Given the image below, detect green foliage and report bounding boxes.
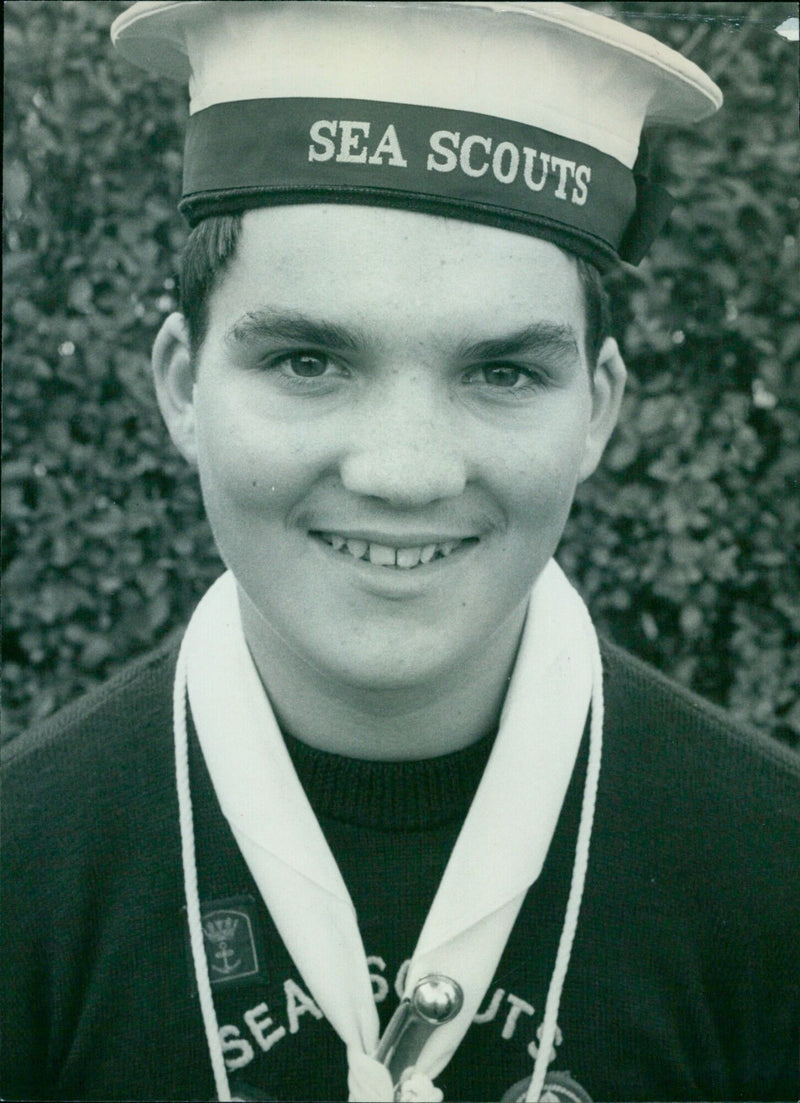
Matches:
[560,1,800,745]
[3,1,799,746]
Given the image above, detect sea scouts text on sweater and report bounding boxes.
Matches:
[307,119,592,206]
[217,954,563,1075]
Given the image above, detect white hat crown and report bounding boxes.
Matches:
[111,1,722,265]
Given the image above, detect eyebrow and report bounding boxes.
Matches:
[458,322,581,365]
[225,309,366,353]
[225,310,581,365]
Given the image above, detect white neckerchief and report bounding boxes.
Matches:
[174,559,603,1102]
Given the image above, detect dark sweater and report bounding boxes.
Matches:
[2,640,799,1102]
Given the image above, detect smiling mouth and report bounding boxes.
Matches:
[312,532,479,569]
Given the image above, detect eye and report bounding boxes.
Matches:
[465,363,545,390]
[481,364,526,388]
[255,349,349,392]
[279,352,332,378]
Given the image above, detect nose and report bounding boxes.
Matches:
[339,372,468,507]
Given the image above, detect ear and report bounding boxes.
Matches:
[151,312,198,467]
[578,336,627,482]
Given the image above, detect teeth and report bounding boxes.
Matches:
[396,547,422,569]
[319,533,470,567]
[345,538,368,560]
[369,543,397,566]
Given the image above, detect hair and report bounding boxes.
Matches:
[574,255,612,371]
[180,214,244,361]
[179,213,611,369]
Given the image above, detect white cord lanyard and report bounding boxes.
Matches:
[173,594,604,1102]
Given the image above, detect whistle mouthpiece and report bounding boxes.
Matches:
[410,976,464,1023]
[375,974,464,1090]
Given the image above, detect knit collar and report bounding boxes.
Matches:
[281,727,497,831]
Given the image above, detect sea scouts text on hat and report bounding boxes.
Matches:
[112,1,722,267]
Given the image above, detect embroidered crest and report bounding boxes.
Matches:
[500,1070,593,1103]
[185,895,265,990]
[203,904,259,983]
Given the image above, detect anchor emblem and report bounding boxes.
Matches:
[203,914,243,975]
[189,899,263,989]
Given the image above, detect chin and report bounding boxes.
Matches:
[320,651,449,693]
[290,626,461,692]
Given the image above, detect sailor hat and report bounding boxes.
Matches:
[111,1,722,267]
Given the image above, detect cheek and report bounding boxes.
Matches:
[192,389,314,523]
[493,417,590,524]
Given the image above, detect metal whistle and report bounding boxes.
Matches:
[375,974,464,1095]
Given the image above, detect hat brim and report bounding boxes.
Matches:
[111,1,721,125]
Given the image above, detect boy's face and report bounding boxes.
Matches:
[160,205,624,692]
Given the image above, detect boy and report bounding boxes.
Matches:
[3,4,798,1101]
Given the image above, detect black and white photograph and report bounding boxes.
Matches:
[2,3,799,1100]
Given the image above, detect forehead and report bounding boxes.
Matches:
[208,204,587,345]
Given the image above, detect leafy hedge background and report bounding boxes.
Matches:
[3,1,799,747]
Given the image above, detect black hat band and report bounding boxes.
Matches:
[181,98,674,267]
